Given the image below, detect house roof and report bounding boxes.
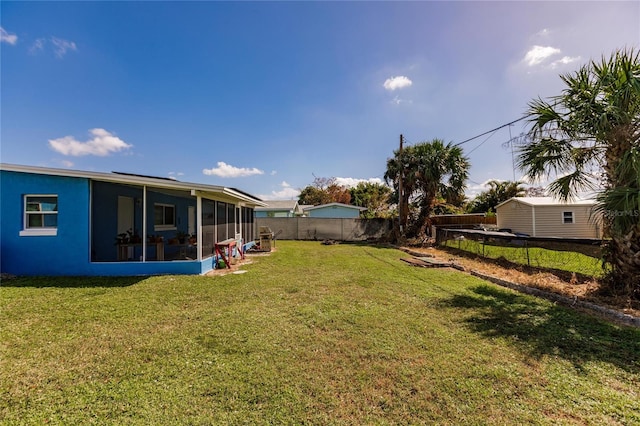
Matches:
[255,200,298,211]
[0,163,266,207]
[303,202,367,211]
[495,196,596,209]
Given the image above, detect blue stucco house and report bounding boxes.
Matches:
[303,202,367,218]
[0,163,265,276]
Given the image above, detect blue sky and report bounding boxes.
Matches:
[2,1,638,200]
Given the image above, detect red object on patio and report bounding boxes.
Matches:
[214,238,242,269]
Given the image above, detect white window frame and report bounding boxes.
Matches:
[562,211,575,224]
[154,203,176,231]
[20,194,58,236]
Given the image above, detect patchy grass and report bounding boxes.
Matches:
[410,245,640,318]
[1,241,639,424]
[443,238,604,278]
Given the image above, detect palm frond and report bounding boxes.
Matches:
[516,136,576,182]
[546,170,598,202]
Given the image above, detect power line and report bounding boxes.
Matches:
[453,116,527,147]
[401,135,416,147]
[466,129,499,155]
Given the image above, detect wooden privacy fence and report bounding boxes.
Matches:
[255,217,393,241]
[430,214,497,227]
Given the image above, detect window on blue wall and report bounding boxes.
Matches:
[154,203,176,230]
[21,195,58,236]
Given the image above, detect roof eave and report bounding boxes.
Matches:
[1,163,266,206]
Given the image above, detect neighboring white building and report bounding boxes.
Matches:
[495,197,603,239]
[255,200,301,218]
[297,205,314,216]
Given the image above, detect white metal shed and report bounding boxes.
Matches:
[495,197,602,238]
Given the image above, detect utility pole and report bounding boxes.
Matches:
[398,134,404,236]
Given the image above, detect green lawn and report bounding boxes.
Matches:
[1,241,639,424]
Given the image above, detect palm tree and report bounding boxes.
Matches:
[468,180,526,213]
[517,48,640,298]
[386,139,469,237]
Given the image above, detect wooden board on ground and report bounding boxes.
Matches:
[401,257,453,268]
[415,256,440,263]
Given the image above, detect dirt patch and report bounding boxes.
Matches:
[401,246,640,319]
[204,248,275,277]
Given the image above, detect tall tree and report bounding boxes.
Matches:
[386,139,470,236]
[468,180,526,213]
[517,48,640,298]
[298,177,351,205]
[298,185,331,206]
[326,183,351,205]
[350,182,392,219]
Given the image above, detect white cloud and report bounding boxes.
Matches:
[383,76,412,91]
[29,38,45,54]
[28,36,77,58]
[335,177,385,188]
[550,55,581,69]
[168,171,184,180]
[390,95,413,106]
[523,45,561,66]
[49,128,133,156]
[270,170,277,176]
[57,159,74,168]
[50,37,77,58]
[259,181,300,200]
[202,162,264,178]
[465,179,499,198]
[0,27,18,45]
[532,28,552,39]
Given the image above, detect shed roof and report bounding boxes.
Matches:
[495,196,596,209]
[0,163,266,206]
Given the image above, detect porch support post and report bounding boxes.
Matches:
[89,180,93,263]
[142,185,147,262]
[196,194,203,261]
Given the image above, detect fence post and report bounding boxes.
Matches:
[525,240,530,266]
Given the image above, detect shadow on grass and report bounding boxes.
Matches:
[443,284,640,374]
[0,275,145,288]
